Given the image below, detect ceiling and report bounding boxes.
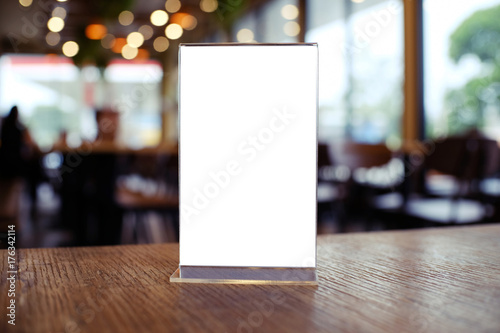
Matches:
[0,0,269,61]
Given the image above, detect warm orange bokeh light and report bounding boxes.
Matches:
[181,15,197,30]
[85,24,107,40]
[111,38,127,53]
[136,49,150,60]
[170,12,188,25]
[170,13,197,30]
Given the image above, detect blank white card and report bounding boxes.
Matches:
[179,44,317,268]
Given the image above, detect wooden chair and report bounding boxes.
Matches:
[115,185,178,243]
[374,133,498,227]
[329,141,394,170]
[319,141,396,232]
[115,153,179,244]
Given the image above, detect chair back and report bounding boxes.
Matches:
[425,133,500,198]
[330,141,393,170]
[425,138,468,177]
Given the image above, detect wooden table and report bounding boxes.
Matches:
[2,225,500,332]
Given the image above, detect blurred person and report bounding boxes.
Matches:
[0,106,43,214]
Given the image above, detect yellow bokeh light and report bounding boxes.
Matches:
[62,41,79,57]
[19,0,33,7]
[283,21,300,37]
[52,7,67,19]
[153,36,169,52]
[48,17,65,32]
[101,34,115,49]
[151,10,169,26]
[200,0,218,13]
[127,32,144,48]
[85,24,107,40]
[122,44,138,60]
[281,4,299,20]
[236,28,254,43]
[118,11,134,26]
[138,25,154,40]
[46,32,60,46]
[165,23,183,39]
[165,0,181,13]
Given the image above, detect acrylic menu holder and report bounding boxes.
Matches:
[171,43,318,285]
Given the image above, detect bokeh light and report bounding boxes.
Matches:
[46,32,60,46]
[136,49,150,60]
[47,17,65,32]
[281,5,299,20]
[118,11,134,26]
[153,36,169,52]
[111,38,127,53]
[182,15,197,30]
[139,25,154,40]
[85,24,107,40]
[52,7,67,19]
[62,41,79,57]
[19,0,33,7]
[171,13,197,30]
[170,12,186,24]
[200,0,218,13]
[236,28,254,42]
[101,34,115,49]
[151,10,169,26]
[127,32,144,48]
[165,0,182,13]
[122,44,138,60]
[283,21,300,37]
[165,23,183,39]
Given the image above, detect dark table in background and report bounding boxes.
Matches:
[56,142,179,246]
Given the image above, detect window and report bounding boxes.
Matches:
[0,55,163,149]
[306,0,404,144]
[104,59,163,148]
[424,0,500,140]
[0,55,88,148]
[229,0,404,144]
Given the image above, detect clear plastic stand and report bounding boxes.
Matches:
[170,266,318,285]
[174,43,318,285]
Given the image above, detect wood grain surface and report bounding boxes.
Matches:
[1,225,500,333]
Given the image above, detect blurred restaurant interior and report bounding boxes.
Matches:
[0,0,500,249]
